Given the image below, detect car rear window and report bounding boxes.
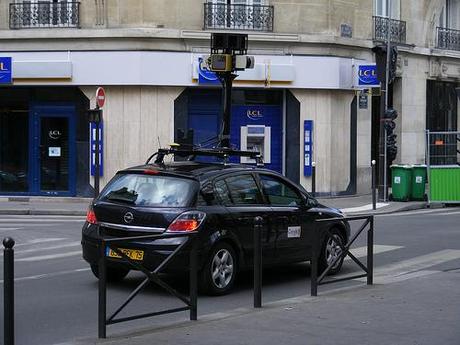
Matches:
[99,173,198,207]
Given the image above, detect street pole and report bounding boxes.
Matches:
[383,0,392,202]
[94,106,101,196]
[220,71,237,148]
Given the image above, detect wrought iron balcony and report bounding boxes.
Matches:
[436,27,460,51]
[203,3,274,32]
[373,16,406,44]
[9,1,80,29]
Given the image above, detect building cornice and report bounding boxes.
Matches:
[0,27,459,60]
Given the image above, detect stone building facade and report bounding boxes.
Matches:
[0,0,458,197]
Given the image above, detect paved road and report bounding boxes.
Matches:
[0,208,459,345]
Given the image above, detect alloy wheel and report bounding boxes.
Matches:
[211,248,234,289]
[325,234,343,269]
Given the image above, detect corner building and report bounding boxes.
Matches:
[0,0,458,197]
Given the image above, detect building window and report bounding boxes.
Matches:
[374,0,400,19]
[448,0,460,29]
[437,0,460,50]
[10,0,80,29]
[204,0,274,32]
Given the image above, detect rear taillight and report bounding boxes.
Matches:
[86,208,97,224]
[167,211,206,232]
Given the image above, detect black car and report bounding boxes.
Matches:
[82,148,349,295]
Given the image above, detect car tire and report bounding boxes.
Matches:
[90,264,130,282]
[319,228,345,275]
[200,242,237,296]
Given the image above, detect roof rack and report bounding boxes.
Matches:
[145,146,264,167]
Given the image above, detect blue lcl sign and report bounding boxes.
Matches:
[358,64,379,87]
[198,57,219,85]
[0,57,12,84]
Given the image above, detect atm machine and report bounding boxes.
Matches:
[240,125,271,164]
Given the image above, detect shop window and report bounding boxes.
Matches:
[426,80,459,165]
[0,110,29,192]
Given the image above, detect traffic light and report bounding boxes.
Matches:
[384,108,398,162]
[371,44,398,85]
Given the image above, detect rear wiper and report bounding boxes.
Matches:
[105,194,136,204]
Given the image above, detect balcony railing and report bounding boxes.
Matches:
[9,2,80,29]
[373,16,406,44]
[203,3,274,32]
[436,27,460,51]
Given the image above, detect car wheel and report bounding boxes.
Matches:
[200,242,237,295]
[90,264,130,282]
[319,228,345,275]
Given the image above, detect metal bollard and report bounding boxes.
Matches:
[98,240,107,339]
[3,237,15,345]
[310,230,318,297]
[253,216,263,308]
[311,162,316,197]
[371,160,377,210]
[189,239,198,321]
[367,216,374,285]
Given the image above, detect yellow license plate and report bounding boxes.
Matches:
[106,247,144,261]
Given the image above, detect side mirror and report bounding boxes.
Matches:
[306,197,318,208]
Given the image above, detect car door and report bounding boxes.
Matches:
[257,173,308,262]
[214,173,276,266]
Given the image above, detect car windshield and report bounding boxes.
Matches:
[99,173,198,207]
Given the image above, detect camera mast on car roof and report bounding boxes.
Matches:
[145,146,264,167]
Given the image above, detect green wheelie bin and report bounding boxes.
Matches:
[410,164,427,201]
[390,165,412,201]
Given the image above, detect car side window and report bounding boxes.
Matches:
[259,174,303,206]
[224,174,263,205]
[214,179,232,204]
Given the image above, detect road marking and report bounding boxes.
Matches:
[0,227,22,232]
[14,238,67,247]
[426,211,460,216]
[16,251,82,262]
[345,245,403,261]
[16,241,81,255]
[353,249,460,284]
[0,268,91,284]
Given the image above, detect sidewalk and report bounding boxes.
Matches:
[0,196,91,216]
[72,270,460,345]
[0,194,426,216]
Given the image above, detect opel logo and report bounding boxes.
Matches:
[123,212,134,224]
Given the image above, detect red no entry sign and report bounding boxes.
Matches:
[96,87,106,108]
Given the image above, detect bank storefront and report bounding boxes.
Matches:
[0,51,371,196]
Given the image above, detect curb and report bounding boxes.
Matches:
[346,202,427,216]
[0,209,86,216]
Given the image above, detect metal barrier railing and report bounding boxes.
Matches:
[98,232,198,339]
[310,215,374,296]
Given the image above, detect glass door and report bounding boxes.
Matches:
[31,105,76,196]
